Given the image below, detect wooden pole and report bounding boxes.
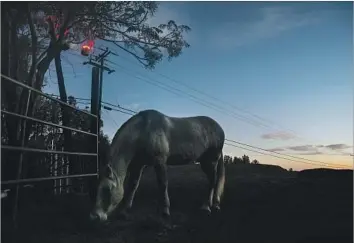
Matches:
[89,67,99,202]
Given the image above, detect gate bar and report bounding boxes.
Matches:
[1,173,98,185]
[0,74,97,118]
[1,110,97,137]
[1,145,98,156]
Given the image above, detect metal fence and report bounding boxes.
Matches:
[1,74,99,224]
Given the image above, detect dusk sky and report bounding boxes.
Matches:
[43,2,353,171]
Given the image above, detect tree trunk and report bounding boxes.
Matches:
[1,8,22,182]
[54,55,79,193]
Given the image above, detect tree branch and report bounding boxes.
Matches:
[46,16,57,41]
[61,53,77,78]
[101,37,148,63]
[26,4,38,86]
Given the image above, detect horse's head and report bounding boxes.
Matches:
[89,164,124,223]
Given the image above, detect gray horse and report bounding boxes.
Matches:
[90,109,225,222]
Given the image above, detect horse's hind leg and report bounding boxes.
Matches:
[154,162,171,218]
[200,160,217,214]
[212,153,225,212]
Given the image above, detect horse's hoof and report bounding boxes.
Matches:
[200,205,211,213]
[162,212,171,220]
[199,205,211,216]
[158,206,170,219]
[212,205,221,213]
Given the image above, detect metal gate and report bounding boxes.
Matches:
[1,74,99,224]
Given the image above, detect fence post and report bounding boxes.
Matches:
[88,67,100,202]
[12,89,32,227]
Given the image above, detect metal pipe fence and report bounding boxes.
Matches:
[1,74,99,226]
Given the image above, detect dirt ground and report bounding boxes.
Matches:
[2,164,353,243]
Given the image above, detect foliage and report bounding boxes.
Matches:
[224,155,233,165]
[30,2,191,69]
[252,159,259,165]
[242,155,250,164]
[1,95,111,182]
[1,2,190,186]
[224,154,260,165]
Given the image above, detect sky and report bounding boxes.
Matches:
[43,1,353,171]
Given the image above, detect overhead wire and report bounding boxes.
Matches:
[105,60,275,129]
[224,139,350,168]
[101,105,351,169]
[47,93,351,169]
[100,100,351,169]
[57,50,352,169]
[224,142,347,169]
[111,52,350,156]
[104,59,352,159]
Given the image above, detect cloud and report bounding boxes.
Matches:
[297,151,324,155]
[287,145,318,152]
[209,5,325,48]
[261,131,296,141]
[267,143,353,155]
[267,147,285,152]
[325,144,352,150]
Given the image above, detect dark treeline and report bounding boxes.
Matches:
[223,154,260,165]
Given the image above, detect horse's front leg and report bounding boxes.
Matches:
[154,163,170,218]
[118,164,144,217]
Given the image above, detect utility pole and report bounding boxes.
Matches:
[83,48,116,202]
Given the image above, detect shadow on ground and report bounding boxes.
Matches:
[2,164,353,243]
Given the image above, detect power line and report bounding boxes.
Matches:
[47,94,138,115]
[102,105,136,116]
[224,142,347,169]
[105,60,352,158]
[65,51,349,158]
[112,53,349,156]
[105,61,275,129]
[100,102,351,169]
[103,110,121,128]
[225,139,350,168]
[44,94,351,169]
[44,82,351,169]
[116,55,277,127]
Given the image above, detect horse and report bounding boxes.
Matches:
[90,109,225,222]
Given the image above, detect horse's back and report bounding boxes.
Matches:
[139,110,225,164]
[113,109,225,165]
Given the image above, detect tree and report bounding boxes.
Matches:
[251,159,259,165]
[1,2,190,184]
[232,156,242,164]
[5,95,111,191]
[242,154,250,164]
[224,155,233,165]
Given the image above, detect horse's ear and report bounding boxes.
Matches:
[104,164,114,180]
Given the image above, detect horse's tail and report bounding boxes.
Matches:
[215,152,226,201]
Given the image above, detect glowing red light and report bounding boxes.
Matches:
[82,45,91,51]
[81,39,95,56]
